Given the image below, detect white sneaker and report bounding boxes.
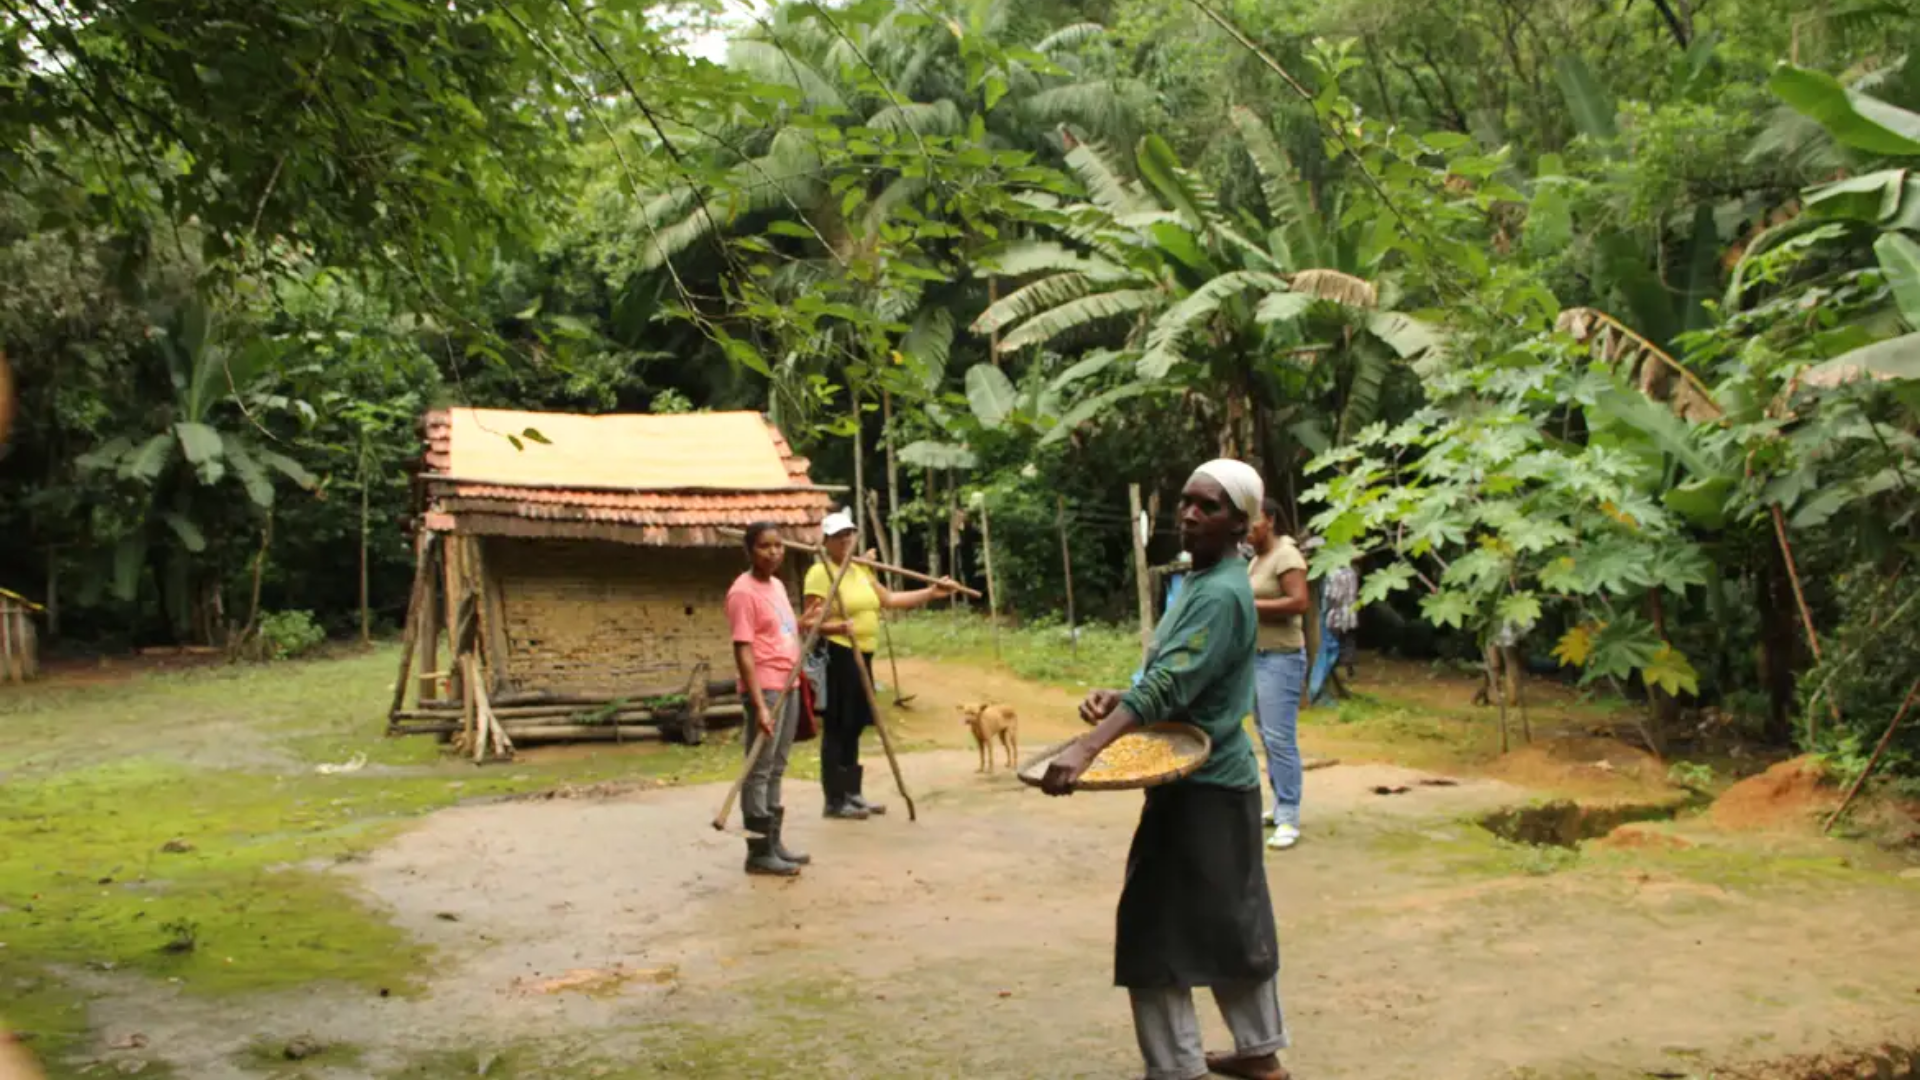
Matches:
[1267,824,1301,850]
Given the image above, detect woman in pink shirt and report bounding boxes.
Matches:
[726,523,830,876]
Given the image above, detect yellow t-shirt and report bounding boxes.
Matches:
[1249,537,1308,652]
[804,561,881,653]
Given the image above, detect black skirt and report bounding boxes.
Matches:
[1114,782,1279,989]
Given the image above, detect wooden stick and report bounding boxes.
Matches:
[1130,484,1153,659]
[711,549,861,831]
[716,527,981,598]
[822,553,917,822]
[864,489,912,706]
[388,533,437,723]
[1772,504,1823,663]
[1822,676,1920,834]
[1057,496,1077,657]
[980,495,1001,660]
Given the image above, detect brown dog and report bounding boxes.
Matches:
[958,702,1020,774]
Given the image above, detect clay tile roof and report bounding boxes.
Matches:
[420,408,838,545]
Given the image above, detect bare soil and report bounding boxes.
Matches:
[64,657,1920,1079]
[1711,755,1841,833]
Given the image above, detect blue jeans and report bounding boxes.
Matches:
[1254,649,1307,828]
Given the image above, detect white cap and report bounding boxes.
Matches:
[821,511,857,538]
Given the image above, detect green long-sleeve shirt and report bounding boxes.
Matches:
[1120,556,1260,790]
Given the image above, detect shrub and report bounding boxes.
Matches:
[257,610,327,660]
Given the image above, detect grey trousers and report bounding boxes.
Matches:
[1128,976,1289,1080]
[740,688,799,822]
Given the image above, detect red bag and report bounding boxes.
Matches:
[794,674,820,743]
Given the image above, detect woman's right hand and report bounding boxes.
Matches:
[755,699,776,736]
[1079,689,1123,726]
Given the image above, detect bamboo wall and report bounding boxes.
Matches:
[490,538,742,695]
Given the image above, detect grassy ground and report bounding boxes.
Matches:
[0,648,776,1069]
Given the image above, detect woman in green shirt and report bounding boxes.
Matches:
[802,511,956,819]
[1042,460,1291,1080]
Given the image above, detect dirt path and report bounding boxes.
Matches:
[67,659,1920,1079]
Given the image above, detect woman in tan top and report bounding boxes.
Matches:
[1247,497,1311,849]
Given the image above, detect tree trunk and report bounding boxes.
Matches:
[851,388,866,543]
[925,467,942,579]
[1757,551,1800,745]
[884,391,902,591]
[359,456,372,645]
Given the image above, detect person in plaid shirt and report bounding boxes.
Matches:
[1323,561,1360,681]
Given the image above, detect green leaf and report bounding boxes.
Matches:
[1358,562,1414,604]
[257,449,318,490]
[1804,169,1908,223]
[1419,590,1477,630]
[1876,233,1920,326]
[126,433,175,481]
[1770,63,1920,156]
[1806,331,1920,386]
[1136,133,1209,228]
[174,422,224,467]
[522,427,551,445]
[1496,591,1543,630]
[162,513,207,553]
[984,73,1008,111]
[898,440,978,470]
[1367,312,1442,360]
[1038,382,1159,446]
[113,537,145,603]
[766,220,816,240]
[999,289,1162,353]
[226,441,275,509]
[1139,271,1287,378]
[1442,547,1510,593]
[1663,475,1732,529]
[714,329,771,377]
[1641,644,1700,697]
[1555,55,1619,143]
[965,364,1018,428]
[75,436,134,474]
[1256,292,1311,325]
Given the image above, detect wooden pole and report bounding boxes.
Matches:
[1822,676,1920,834]
[865,490,913,706]
[883,390,902,592]
[714,528,981,598]
[359,453,372,646]
[1057,496,1077,658]
[924,467,942,579]
[1130,484,1153,657]
[852,387,867,547]
[949,474,965,608]
[417,541,443,703]
[822,552,918,822]
[980,495,1001,660]
[387,532,438,723]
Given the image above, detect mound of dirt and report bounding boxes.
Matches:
[1710,756,1839,833]
[1485,735,1669,797]
[1708,1043,1920,1079]
[1594,823,1693,852]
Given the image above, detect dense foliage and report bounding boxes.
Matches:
[2,0,1916,773]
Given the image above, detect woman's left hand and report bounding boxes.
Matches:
[1040,740,1096,796]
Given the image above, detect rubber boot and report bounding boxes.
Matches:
[770,807,810,866]
[743,814,800,876]
[847,763,886,816]
[823,768,868,820]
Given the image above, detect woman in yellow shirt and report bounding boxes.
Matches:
[803,511,956,819]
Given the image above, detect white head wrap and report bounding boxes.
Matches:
[1189,459,1264,520]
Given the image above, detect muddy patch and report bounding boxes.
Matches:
[1479,799,1678,847]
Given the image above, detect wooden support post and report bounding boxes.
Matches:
[980,495,1000,660]
[1057,496,1077,658]
[388,532,438,723]
[417,542,442,703]
[1130,484,1153,657]
[442,532,465,704]
[852,388,867,546]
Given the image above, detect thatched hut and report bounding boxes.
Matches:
[388,407,838,758]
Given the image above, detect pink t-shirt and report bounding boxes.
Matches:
[725,572,800,693]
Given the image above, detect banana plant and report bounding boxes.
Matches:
[74,300,315,634]
[967,112,1440,455]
